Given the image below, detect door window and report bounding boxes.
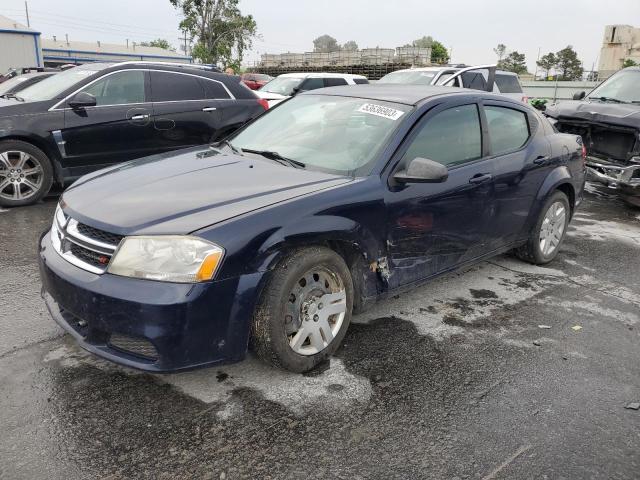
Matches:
[353,78,369,85]
[150,71,205,101]
[485,106,530,155]
[494,74,523,93]
[200,79,231,99]
[324,78,348,87]
[80,70,145,106]
[300,78,325,91]
[402,104,482,167]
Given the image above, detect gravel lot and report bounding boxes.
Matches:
[1,188,639,479]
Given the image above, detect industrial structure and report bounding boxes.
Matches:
[253,46,432,80]
[0,15,42,72]
[598,25,640,78]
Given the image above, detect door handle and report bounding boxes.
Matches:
[130,114,150,121]
[533,155,550,165]
[202,107,217,112]
[469,173,493,184]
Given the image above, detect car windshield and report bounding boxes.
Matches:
[378,70,436,85]
[587,69,640,103]
[18,67,100,102]
[259,77,304,96]
[229,95,412,175]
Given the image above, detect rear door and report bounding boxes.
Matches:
[480,100,551,248]
[62,69,155,173]
[149,70,223,151]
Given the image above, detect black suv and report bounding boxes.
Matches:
[0,62,267,207]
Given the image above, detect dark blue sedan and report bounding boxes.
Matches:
[39,85,586,373]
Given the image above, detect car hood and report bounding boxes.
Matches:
[546,100,640,129]
[62,146,351,235]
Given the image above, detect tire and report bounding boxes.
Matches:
[0,140,53,207]
[251,247,354,373]
[516,190,570,265]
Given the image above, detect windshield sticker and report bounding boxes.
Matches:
[358,103,405,120]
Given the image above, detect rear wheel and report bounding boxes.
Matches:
[0,140,53,207]
[516,190,570,265]
[251,247,353,373]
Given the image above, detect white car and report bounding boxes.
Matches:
[256,72,369,107]
[378,65,528,103]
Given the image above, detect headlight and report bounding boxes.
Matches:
[107,236,224,283]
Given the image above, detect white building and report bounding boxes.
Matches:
[598,25,640,78]
[41,38,192,67]
[0,15,42,72]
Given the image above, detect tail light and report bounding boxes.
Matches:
[522,96,529,103]
[257,98,269,111]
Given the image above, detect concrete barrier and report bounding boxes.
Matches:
[521,81,599,101]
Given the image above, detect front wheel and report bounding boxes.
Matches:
[0,140,53,207]
[516,190,570,265]
[251,247,354,373]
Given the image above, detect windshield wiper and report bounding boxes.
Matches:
[590,96,627,104]
[241,148,306,169]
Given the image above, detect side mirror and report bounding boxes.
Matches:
[572,91,586,101]
[291,86,301,95]
[68,91,97,109]
[393,157,449,184]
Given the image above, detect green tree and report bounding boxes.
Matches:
[555,45,583,80]
[411,36,434,48]
[170,0,257,68]
[499,51,527,74]
[623,58,638,68]
[430,40,449,64]
[493,44,507,63]
[140,38,175,51]
[342,40,358,51]
[313,35,339,53]
[536,52,557,79]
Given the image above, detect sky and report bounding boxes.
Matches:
[2,0,639,73]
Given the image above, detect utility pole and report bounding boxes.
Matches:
[179,29,189,58]
[24,1,30,27]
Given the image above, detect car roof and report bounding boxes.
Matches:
[278,72,367,79]
[302,84,522,106]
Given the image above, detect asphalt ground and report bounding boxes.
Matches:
[1,187,639,480]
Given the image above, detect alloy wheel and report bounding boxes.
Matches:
[0,150,44,202]
[539,201,567,257]
[285,266,347,356]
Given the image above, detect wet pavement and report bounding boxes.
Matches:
[1,190,639,479]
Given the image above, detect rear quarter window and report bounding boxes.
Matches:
[495,74,523,93]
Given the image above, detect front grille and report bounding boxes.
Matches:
[557,121,637,162]
[77,223,124,246]
[69,242,109,269]
[109,333,158,361]
[51,207,122,274]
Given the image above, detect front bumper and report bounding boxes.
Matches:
[585,157,640,204]
[39,231,265,372]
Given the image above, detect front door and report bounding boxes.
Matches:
[62,69,155,175]
[384,101,496,289]
[149,70,223,151]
